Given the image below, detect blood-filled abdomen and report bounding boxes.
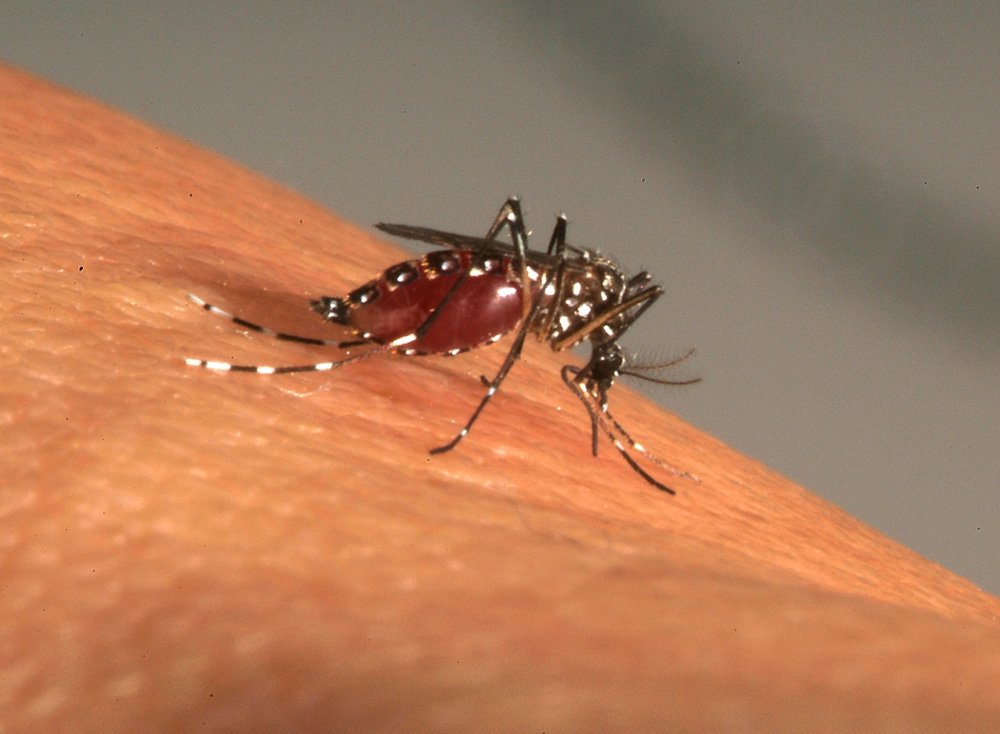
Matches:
[348,250,525,354]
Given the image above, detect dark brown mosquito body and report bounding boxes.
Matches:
[186,198,698,493]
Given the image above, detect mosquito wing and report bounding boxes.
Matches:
[376,222,559,267]
[375,223,493,250]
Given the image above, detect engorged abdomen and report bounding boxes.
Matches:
[350,256,525,354]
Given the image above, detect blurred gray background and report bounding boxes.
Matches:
[3,3,996,594]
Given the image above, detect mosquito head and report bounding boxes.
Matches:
[581,341,626,401]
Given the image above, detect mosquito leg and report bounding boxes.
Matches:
[588,411,601,457]
[506,203,536,325]
[428,200,554,454]
[184,341,392,375]
[188,293,359,348]
[431,268,555,455]
[602,407,699,483]
[483,196,526,243]
[550,285,662,351]
[429,323,533,455]
[546,213,568,258]
[480,197,538,325]
[613,445,676,495]
[560,364,677,494]
[562,365,601,456]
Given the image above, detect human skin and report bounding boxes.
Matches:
[2,65,999,732]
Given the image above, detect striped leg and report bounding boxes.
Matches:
[600,398,699,483]
[187,293,368,348]
[560,363,696,495]
[184,348,384,375]
[184,331,428,375]
[184,292,378,374]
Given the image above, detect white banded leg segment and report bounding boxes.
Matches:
[601,407,698,482]
[586,395,677,493]
[184,358,338,374]
[561,365,683,494]
[187,293,345,347]
[389,332,418,348]
[184,336,397,376]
